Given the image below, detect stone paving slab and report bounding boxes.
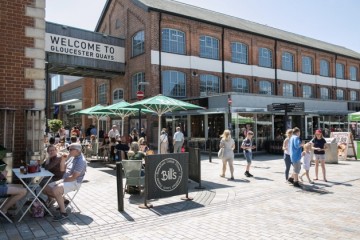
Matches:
[0,154,359,239]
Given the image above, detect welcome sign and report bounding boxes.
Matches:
[45,33,125,63]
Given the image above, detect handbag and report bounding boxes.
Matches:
[218,147,224,158]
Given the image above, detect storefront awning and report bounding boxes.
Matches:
[54,99,81,106]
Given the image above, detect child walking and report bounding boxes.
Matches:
[241,131,256,177]
[299,143,314,184]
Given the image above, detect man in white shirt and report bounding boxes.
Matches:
[173,127,184,153]
[108,125,119,139]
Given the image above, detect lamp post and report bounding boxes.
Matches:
[137,81,150,132]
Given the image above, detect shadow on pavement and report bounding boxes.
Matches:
[299,184,333,195]
[70,213,94,225]
[148,200,205,216]
[200,180,235,189]
[253,176,274,181]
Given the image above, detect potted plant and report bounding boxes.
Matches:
[48,119,63,135]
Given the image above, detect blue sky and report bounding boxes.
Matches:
[46,0,360,53]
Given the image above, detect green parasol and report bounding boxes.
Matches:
[127,94,204,152]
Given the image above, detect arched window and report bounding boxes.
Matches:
[282,52,294,71]
[259,80,273,95]
[320,87,330,99]
[232,78,249,93]
[283,83,294,97]
[302,85,313,98]
[200,74,220,96]
[162,28,185,54]
[199,35,219,59]
[258,48,272,68]
[162,70,186,97]
[336,63,345,79]
[131,72,145,99]
[320,59,330,77]
[132,31,144,57]
[302,56,313,74]
[336,89,344,100]
[231,42,248,64]
[113,88,124,103]
[350,66,358,81]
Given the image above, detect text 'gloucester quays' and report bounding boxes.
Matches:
[47,34,118,61]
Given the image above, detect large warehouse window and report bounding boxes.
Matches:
[282,83,294,97]
[336,89,344,100]
[200,74,220,96]
[98,84,107,104]
[132,31,144,57]
[259,80,273,95]
[113,89,124,103]
[131,72,145,99]
[258,48,272,68]
[320,87,330,100]
[350,90,358,101]
[282,52,294,71]
[336,63,345,79]
[350,66,358,81]
[302,85,313,98]
[162,28,186,54]
[302,56,313,74]
[232,78,249,93]
[199,35,219,59]
[320,59,330,77]
[162,70,186,97]
[231,42,248,64]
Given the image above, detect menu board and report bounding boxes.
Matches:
[330,132,356,161]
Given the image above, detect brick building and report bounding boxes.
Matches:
[93,0,360,151]
[0,0,46,161]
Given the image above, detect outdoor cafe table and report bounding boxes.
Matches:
[12,168,54,222]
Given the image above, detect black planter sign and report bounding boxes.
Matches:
[145,153,188,200]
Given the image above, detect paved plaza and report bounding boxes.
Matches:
[0,153,359,239]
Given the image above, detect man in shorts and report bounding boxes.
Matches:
[43,143,87,221]
[288,127,304,188]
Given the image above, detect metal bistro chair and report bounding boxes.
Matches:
[0,195,12,223]
[122,160,144,196]
[64,186,82,213]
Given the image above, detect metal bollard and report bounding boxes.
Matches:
[116,162,124,212]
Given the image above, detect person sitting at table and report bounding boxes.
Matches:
[43,143,87,221]
[127,141,146,160]
[115,136,130,160]
[138,137,149,153]
[0,170,27,219]
[44,145,66,182]
[56,137,69,153]
[99,136,111,159]
[85,135,97,158]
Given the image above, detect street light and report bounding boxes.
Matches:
[137,81,150,133]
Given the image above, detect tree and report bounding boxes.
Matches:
[48,119,63,134]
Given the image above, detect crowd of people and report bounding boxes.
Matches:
[219,127,329,187]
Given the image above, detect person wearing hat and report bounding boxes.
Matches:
[108,125,120,139]
[160,130,168,154]
[43,143,87,221]
[310,129,327,182]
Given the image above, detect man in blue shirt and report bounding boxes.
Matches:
[43,143,87,221]
[289,127,304,188]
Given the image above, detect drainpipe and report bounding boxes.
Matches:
[221,27,225,93]
[274,40,278,95]
[158,12,162,93]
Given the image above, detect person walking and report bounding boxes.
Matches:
[173,127,184,153]
[288,127,304,188]
[282,129,293,182]
[310,129,327,182]
[299,143,314,184]
[159,130,168,154]
[241,131,256,177]
[219,129,235,180]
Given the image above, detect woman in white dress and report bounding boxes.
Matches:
[219,129,235,180]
